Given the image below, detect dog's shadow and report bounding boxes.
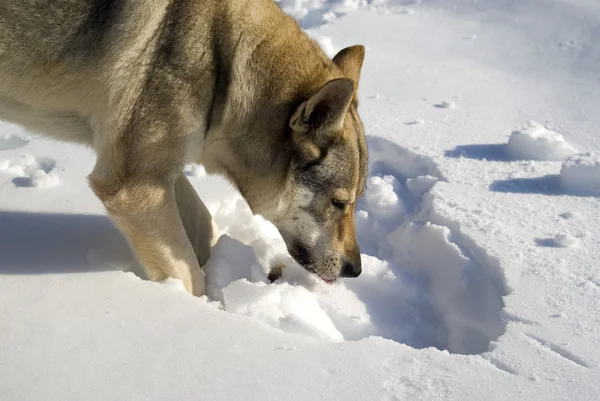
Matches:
[0,210,139,276]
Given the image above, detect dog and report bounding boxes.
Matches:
[0,0,368,296]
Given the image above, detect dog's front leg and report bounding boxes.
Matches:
[174,173,219,267]
[89,173,206,297]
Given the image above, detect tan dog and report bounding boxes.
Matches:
[0,0,368,296]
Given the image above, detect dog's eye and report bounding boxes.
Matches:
[331,199,347,210]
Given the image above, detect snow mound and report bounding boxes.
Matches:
[560,152,600,195]
[506,121,578,161]
[553,232,580,248]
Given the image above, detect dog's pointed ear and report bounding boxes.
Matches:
[290,78,354,134]
[289,78,354,160]
[333,45,365,87]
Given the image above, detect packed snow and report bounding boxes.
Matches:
[2,0,600,400]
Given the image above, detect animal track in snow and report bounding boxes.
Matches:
[0,154,60,188]
[524,333,592,368]
[481,355,518,376]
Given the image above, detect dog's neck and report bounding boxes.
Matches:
[199,0,339,217]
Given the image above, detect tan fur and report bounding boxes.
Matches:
[0,0,368,295]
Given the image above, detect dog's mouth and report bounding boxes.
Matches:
[298,263,337,284]
[290,244,338,284]
[301,264,338,285]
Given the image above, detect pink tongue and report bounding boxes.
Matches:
[322,278,335,285]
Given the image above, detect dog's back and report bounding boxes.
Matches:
[0,0,204,142]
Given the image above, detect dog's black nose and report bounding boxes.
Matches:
[340,259,362,278]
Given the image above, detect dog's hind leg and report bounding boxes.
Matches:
[174,174,219,267]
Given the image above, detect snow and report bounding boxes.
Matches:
[0,153,60,188]
[435,101,456,109]
[552,232,580,248]
[184,163,206,178]
[506,121,579,161]
[560,152,600,195]
[307,32,336,57]
[0,133,28,150]
[2,0,600,400]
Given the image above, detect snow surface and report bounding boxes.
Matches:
[2,1,600,400]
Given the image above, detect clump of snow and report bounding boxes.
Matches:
[560,152,600,195]
[553,232,580,248]
[355,175,408,256]
[0,154,36,176]
[204,235,268,303]
[223,279,344,342]
[506,121,578,161]
[0,154,59,187]
[159,277,188,292]
[406,175,438,197]
[208,197,292,273]
[29,168,60,188]
[362,175,407,218]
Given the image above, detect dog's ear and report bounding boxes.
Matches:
[289,78,354,161]
[333,45,365,88]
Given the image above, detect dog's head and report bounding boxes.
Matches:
[272,46,368,283]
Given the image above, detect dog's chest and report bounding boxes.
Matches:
[184,123,207,164]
